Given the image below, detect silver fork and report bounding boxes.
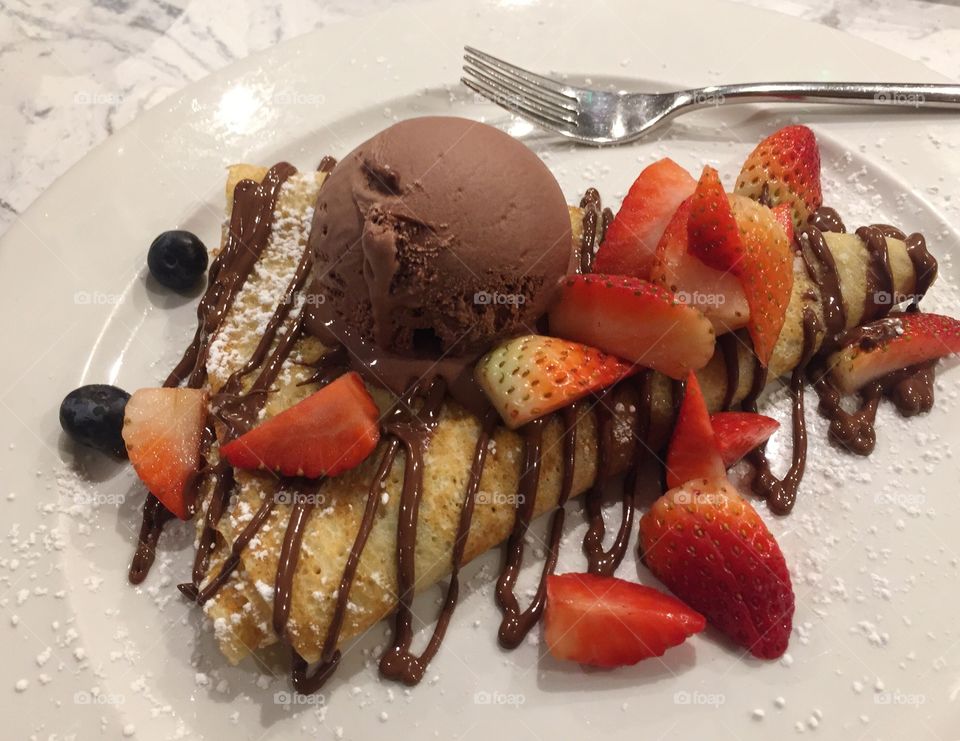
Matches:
[462,46,960,146]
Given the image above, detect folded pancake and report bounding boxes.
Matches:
[196,164,929,668]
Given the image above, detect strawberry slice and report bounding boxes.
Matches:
[548,274,715,379]
[665,372,725,488]
[639,478,794,659]
[687,166,793,366]
[594,158,697,279]
[475,335,631,429]
[544,573,705,668]
[122,387,208,519]
[649,196,749,333]
[829,313,960,394]
[727,195,795,364]
[220,372,380,478]
[771,203,795,243]
[710,411,780,467]
[735,124,822,227]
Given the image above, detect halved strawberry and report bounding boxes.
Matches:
[710,411,780,467]
[735,125,822,227]
[594,158,697,279]
[548,274,715,379]
[829,313,960,394]
[649,196,749,333]
[475,335,630,429]
[687,166,793,366]
[665,372,725,488]
[639,478,794,659]
[544,572,705,668]
[771,203,795,243]
[220,372,380,478]
[122,387,208,520]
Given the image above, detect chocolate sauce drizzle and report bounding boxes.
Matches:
[489,405,580,649]
[582,389,637,575]
[378,378,448,684]
[137,169,945,696]
[494,417,549,647]
[385,408,501,683]
[577,188,613,273]
[317,155,338,173]
[742,310,821,515]
[791,211,938,460]
[729,208,939,508]
[718,333,743,411]
[809,315,936,457]
[273,487,320,636]
[858,225,897,322]
[797,225,846,351]
[807,206,846,234]
[128,495,175,584]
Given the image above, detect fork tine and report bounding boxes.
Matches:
[461,77,573,134]
[461,75,572,131]
[461,69,576,130]
[462,64,577,125]
[463,55,579,115]
[463,51,577,110]
[464,46,577,102]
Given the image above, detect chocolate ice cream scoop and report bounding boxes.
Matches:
[305,117,572,399]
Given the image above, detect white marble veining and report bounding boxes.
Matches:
[1,0,959,238]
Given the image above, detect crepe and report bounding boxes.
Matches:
[196,164,927,666]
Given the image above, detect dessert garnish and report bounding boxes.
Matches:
[734,124,823,225]
[548,273,716,376]
[474,335,630,428]
[641,476,794,659]
[544,573,705,667]
[59,384,130,457]
[59,116,959,699]
[147,230,210,290]
[664,372,727,488]
[689,166,794,364]
[710,411,780,467]
[122,387,208,520]
[827,313,960,393]
[640,372,794,659]
[220,372,380,477]
[650,192,749,332]
[594,157,696,278]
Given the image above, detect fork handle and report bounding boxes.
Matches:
[684,82,960,109]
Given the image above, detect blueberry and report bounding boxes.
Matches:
[147,230,208,290]
[59,385,130,457]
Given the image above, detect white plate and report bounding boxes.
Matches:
[3,0,960,738]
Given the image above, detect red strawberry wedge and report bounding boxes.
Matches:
[649,196,750,333]
[475,335,631,429]
[665,372,725,488]
[829,313,960,394]
[735,125,822,227]
[710,411,780,467]
[544,573,705,668]
[639,479,795,659]
[687,166,793,366]
[595,158,697,279]
[122,387,208,519]
[771,203,795,243]
[221,372,380,478]
[548,274,715,379]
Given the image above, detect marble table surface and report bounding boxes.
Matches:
[2,0,959,238]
